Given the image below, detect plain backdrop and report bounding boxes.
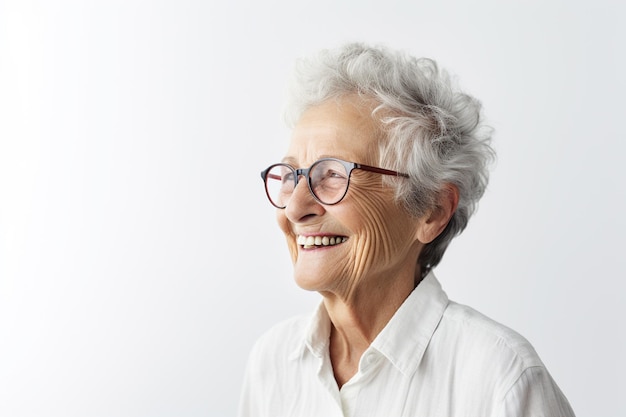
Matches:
[1,1,624,416]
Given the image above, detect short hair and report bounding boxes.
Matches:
[284,43,495,276]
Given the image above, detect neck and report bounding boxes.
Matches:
[322,265,421,387]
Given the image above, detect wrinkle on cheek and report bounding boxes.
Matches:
[332,258,359,296]
[348,181,416,278]
[350,193,397,272]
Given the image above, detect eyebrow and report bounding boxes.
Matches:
[280,155,347,166]
[281,156,298,165]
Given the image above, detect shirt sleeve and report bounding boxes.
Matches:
[237,341,263,417]
[497,366,576,417]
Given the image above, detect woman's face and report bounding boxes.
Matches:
[277,97,426,298]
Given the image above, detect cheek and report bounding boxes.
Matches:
[276,210,290,235]
[347,182,415,270]
[276,210,298,263]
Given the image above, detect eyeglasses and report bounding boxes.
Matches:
[260,157,409,209]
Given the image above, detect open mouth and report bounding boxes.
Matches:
[297,235,348,249]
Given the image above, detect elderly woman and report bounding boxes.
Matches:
[239,43,575,417]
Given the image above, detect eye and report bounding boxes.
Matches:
[314,168,345,182]
[313,168,348,190]
[327,169,347,179]
[282,171,295,184]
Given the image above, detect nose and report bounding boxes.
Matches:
[284,175,325,222]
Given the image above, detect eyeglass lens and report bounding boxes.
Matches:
[264,159,350,207]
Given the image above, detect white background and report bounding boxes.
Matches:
[1,1,624,416]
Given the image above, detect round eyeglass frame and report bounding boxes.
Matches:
[260,157,409,209]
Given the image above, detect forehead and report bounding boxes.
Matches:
[285,96,381,166]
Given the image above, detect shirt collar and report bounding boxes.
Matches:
[289,301,332,361]
[370,272,449,376]
[290,271,449,377]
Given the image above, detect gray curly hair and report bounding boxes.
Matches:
[284,43,495,276]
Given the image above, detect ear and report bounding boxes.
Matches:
[415,184,459,244]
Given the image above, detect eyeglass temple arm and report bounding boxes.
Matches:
[261,170,283,181]
[356,163,410,178]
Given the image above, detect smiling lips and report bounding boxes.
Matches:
[297,235,348,249]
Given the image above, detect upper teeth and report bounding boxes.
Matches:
[297,235,347,248]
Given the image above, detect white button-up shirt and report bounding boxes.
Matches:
[238,273,575,417]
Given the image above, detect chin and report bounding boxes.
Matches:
[293,273,321,292]
[292,269,331,293]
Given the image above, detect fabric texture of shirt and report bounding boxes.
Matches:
[238,273,575,417]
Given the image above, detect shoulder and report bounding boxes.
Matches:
[239,314,313,416]
[426,301,547,399]
[417,301,575,415]
[441,301,542,367]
